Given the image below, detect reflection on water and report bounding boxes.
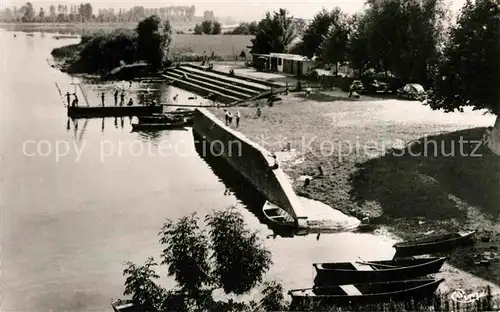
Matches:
[193,132,269,220]
[193,131,361,238]
[2,31,398,312]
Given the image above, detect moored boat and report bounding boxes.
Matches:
[289,278,445,307]
[314,257,447,286]
[131,119,188,130]
[393,230,476,257]
[138,113,193,125]
[67,105,162,118]
[165,108,196,117]
[262,201,297,229]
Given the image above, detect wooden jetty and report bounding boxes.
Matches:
[67,105,162,118]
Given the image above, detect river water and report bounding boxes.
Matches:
[1,31,395,312]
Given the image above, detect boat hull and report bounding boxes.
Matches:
[290,279,444,307]
[314,257,446,286]
[68,105,162,118]
[394,231,475,257]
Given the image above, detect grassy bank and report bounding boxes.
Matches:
[208,92,500,286]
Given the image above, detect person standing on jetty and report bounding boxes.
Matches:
[65,92,71,106]
[120,91,125,106]
[256,107,262,118]
[224,109,229,126]
[72,93,79,107]
[114,90,119,106]
[227,111,233,126]
[101,92,105,107]
[235,111,241,128]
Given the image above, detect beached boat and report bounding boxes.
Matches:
[313,257,447,286]
[262,201,297,228]
[393,231,476,257]
[289,278,445,307]
[131,119,188,130]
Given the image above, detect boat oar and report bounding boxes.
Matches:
[355,261,398,269]
[357,257,399,268]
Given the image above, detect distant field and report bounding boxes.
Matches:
[0,23,254,59]
[171,34,253,57]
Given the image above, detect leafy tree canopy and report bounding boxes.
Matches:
[122,207,279,312]
[250,8,297,54]
[428,0,500,115]
[136,15,172,70]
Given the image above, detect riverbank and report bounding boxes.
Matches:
[207,92,500,289]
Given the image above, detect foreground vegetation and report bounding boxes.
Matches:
[122,206,498,311]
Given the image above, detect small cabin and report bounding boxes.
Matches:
[251,53,315,77]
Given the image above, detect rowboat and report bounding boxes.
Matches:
[165,108,196,117]
[111,299,143,312]
[313,257,447,286]
[131,119,188,130]
[393,230,476,257]
[289,278,444,307]
[138,114,191,124]
[262,201,297,228]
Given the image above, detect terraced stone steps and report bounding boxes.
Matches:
[180,66,272,92]
[171,67,261,97]
[184,64,281,89]
[162,73,241,104]
[168,68,255,100]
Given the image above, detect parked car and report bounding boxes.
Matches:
[361,79,388,94]
[397,83,426,101]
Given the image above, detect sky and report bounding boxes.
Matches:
[1,0,468,22]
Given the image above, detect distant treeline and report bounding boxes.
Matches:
[0,3,198,23]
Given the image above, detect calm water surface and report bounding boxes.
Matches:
[1,31,394,312]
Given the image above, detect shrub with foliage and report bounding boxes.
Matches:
[122,207,280,312]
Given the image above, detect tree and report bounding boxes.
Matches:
[212,21,222,34]
[206,209,272,295]
[317,9,351,70]
[49,5,56,22]
[136,15,172,70]
[123,207,277,311]
[193,23,203,35]
[250,8,297,54]
[348,13,371,71]
[38,7,44,20]
[82,3,93,21]
[349,0,449,84]
[201,20,213,34]
[20,2,35,22]
[158,214,211,298]
[427,0,500,129]
[300,9,338,58]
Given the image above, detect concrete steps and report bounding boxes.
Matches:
[169,68,255,100]
[162,73,241,104]
[184,63,281,89]
[171,68,261,97]
[180,65,271,92]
